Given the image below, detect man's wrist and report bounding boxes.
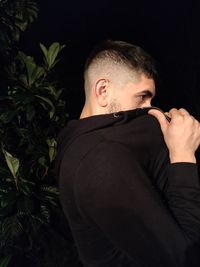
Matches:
[169,152,196,163]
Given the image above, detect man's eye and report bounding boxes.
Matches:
[139,95,147,101]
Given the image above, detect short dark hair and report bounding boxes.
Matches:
[84,40,158,81]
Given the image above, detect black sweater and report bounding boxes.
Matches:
[57,108,200,267]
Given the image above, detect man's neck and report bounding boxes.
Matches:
[80,104,107,119]
[80,105,91,119]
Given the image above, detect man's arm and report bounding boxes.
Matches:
[75,141,200,267]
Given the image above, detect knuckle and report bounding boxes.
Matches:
[170,108,177,112]
[179,108,186,112]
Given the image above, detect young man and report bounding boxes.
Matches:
[57,40,200,266]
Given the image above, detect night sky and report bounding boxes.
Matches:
[22,0,200,119]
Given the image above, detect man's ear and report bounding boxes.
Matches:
[94,79,110,107]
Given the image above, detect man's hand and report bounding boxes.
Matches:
[148,108,200,163]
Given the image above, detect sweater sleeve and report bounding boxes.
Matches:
[75,141,200,267]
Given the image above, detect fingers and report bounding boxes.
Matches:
[169,108,190,118]
[148,109,168,133]
[149,107,199,131]
[178,108,190,116]
[164,112,170,117]
[168,109,198,130]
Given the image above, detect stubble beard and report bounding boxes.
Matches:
[107,98,122,114]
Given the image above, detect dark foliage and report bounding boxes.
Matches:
[0,0,82,266]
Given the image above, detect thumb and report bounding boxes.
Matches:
[148,109,168,133]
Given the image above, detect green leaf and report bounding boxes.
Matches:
[18,73,28,86]
[40,43,48,60]
[2,216,23,239]
[47,42,60,68]
[18,52,35,86]
[18,178,35,196]
[41,185,59,195]
[40,205,50,223]
[2,149,19,187]
[15,18,28,32]
[31,65,45,82]
[38,156,47,167]
[18,51,45,87]
[47,138,57,162]
[12,217,23,237]
[26,104,35,121]
[35,95,55,118]
[0,255,12,267]
[40,185,59,206]
[40,42,65,70]
[12,91,35,104]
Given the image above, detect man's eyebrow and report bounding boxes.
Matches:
[137,90,155,98]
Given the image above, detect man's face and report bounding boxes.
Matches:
[107,73,155,113]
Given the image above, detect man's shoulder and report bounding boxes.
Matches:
[59,112,166,174]
[62,113,165,160]
[100,113,165,149]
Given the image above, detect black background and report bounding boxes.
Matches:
[22,0,200,119]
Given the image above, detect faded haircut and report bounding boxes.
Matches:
[84,40,158,82]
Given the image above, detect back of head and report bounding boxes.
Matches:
[84,40,157,97]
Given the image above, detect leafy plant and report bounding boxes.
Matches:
[0,41,74,266]
[0,0,38,58]
[0,1,82,266]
